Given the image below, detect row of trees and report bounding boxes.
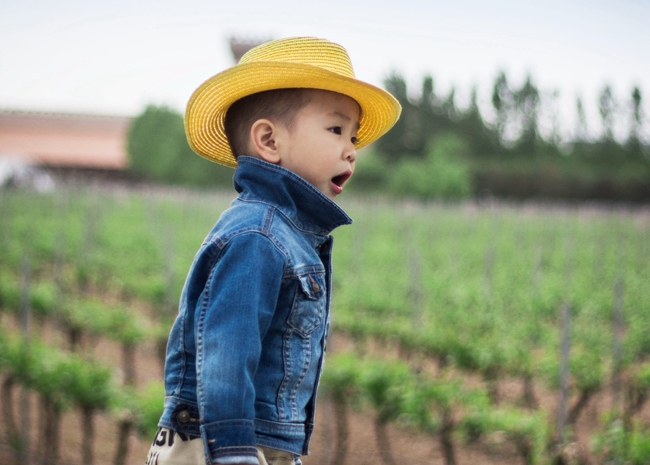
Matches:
[374,73,649,201]
[379,73,647,160]
[127,72,649,201]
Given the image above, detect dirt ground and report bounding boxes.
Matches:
[0,388,528,465]
[0,317,632,465]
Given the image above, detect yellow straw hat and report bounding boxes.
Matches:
[185,36,402,168]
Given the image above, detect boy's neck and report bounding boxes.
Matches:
[234,156,352,233]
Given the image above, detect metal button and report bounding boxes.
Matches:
[310,275,320,293]
[177,410,191,423]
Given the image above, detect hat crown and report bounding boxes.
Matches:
[239,37,356,79]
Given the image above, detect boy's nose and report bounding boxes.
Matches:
[344,146,357,162]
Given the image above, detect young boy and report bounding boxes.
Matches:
[146,37,401,465]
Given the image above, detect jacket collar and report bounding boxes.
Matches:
[233,156,353,235]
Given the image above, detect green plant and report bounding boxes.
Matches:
[320,352,361,465]
[461,405,548,465]
[388,133,473,199]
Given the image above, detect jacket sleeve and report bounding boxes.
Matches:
[196,232,285,464]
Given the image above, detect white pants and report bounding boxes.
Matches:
[145,427,296,465]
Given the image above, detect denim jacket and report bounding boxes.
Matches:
[158,156,352,464]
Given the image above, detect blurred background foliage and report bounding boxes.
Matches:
[127,105,233,187]
[127,71,649,202]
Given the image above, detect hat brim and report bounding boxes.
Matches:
[185,61,401,168]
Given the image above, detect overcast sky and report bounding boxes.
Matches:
[1,0,648,141]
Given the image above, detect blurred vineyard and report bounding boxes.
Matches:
[1,185,650,465]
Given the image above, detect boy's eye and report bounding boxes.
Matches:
[351,136,358,145]
[329,127,342,135]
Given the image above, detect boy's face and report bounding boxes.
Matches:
[276,90,360,200]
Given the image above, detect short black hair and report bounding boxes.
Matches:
[224,88,312,158]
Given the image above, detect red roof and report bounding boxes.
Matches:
[0,109,133,169]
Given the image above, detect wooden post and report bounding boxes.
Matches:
[557,235,574,451]
[79,193,100,294]
[19,255,31,463]
[483,245,495,311]
[154,226,176,372]
[557,302,571,447]
[348,217,366,355]
[54,218,66,324]
[482,204,498,312]
[162,225,177,320]
[612,278,624,420]
[408,229,424,332]
[530,245,543,298]
[407,226,424,370]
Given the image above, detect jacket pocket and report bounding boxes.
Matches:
[287,272,326,337]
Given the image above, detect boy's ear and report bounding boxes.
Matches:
[250,119,281,164]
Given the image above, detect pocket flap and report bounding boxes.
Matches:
[289,272,327,336]
[297,273,326,300]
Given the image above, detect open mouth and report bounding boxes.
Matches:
[331,171,352,193]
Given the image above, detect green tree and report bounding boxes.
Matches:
[377,73,428,160]
[127,105,186,182]
[491,71,515,148]
[419,75,437,115]
[442,87,458,121]
[514,75,540,154]
[598,85,616,142]
[127,105,233,188]
[627,86,645,159]
[455,87,498,156]
[575,95,589,142]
